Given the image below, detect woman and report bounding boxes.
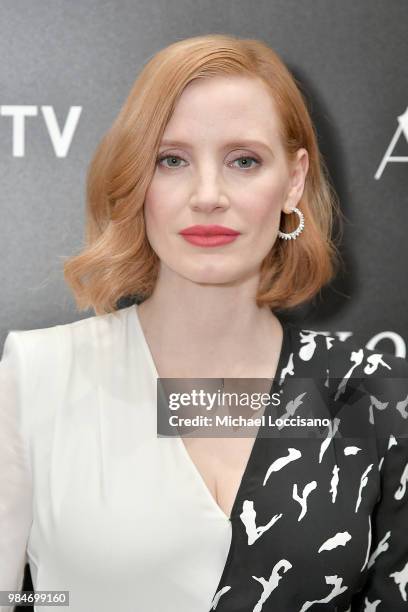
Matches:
[1,34,407,612]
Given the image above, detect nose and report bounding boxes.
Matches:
[189,166,229,213]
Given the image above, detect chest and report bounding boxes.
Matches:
[159,372,274,520]
[181,435,258,519]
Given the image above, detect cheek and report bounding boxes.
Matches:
[245,181,286,224]
[143,184,170,230]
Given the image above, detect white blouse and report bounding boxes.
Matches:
[0,304,232,612]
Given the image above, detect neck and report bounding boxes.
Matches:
[135,267,282,377]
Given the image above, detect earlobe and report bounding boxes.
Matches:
[282,187,300,214]
[282,201,295,214]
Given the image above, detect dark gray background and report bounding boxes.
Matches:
[1,1,407,347]
[1,0,407,604]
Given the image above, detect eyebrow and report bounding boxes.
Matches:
[159,138,274,154]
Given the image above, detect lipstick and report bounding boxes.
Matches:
[179,225,240,247]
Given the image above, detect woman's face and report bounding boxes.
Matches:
[143,75,308,287]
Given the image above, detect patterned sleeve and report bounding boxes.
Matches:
[0,332,33,612]
[349,351,408,610]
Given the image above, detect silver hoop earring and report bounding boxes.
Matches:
[278,207,305,240]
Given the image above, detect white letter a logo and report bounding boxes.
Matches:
[375,107,408,179]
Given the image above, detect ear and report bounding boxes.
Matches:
[282,148,309,213]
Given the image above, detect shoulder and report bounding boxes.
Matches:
[289,324,408,405]
[321,329,408,389]
[1,307,133,428]
[4,306,129,358]
[302,327,408,439]
[2,307,132,396]
[290,325,408,378]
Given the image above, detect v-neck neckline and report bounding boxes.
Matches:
[129,303,293,522]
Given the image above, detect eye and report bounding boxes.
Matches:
[157,154,187,169]
[230,156,261,170]
[156,153,261,170]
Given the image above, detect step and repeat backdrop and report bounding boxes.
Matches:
[0,0,407,604]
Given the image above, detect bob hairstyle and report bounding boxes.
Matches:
[63,33,344,316]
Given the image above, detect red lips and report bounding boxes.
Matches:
[179,225,240,236]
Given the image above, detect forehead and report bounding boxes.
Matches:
[163,75,283,144]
